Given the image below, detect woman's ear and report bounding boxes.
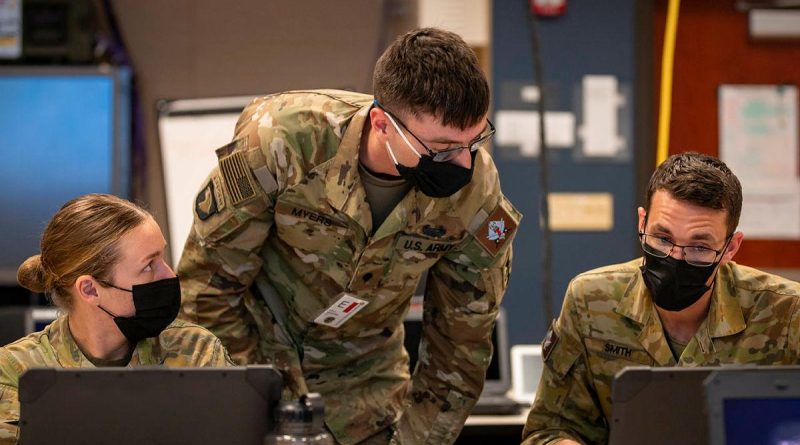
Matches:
[74,275,100,304]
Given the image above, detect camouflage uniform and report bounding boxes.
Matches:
[522,259,800,445]
[0,316,233,443]
[178,90,520,445]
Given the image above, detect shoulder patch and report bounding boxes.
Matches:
[475,203,518,256]
[219,151,257,206]
[195,180,218,221]
[542,320,559,362]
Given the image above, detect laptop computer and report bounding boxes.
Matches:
[705,366,800,445]
[609,366,716,445]
[403,302,520,415]
[17,365,282,445]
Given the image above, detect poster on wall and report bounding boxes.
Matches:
[719,84,800,239]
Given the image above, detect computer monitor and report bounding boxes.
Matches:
[706,366,800,445]
[0,307,60,346]
[510,344,543,404]
[18,366,282,445]
[0,66,131,285]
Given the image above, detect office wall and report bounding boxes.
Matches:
[654,0,800,269]
[492,1,648,345]
[110,0,411,256]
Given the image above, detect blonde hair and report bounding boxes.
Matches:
[17,194,150,310]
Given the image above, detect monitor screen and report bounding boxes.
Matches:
[723,398,800,445]
[0,66,130,284]
[705,366,800,445]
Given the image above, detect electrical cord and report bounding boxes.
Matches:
[525,1,554,326]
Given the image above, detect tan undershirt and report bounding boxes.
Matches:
[666,334,688,362]
[358,162,411,233]
[84,346,134,367]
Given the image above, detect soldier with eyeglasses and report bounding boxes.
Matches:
[178,28,520,445]
[522,152,800,445]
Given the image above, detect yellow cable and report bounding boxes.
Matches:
[657,0,680,166]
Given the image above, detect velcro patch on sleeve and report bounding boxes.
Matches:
[195,180,219,221]
[475,203,518,256]
[252,165,278,194]
[542,320,559,362]
[219,151,257,206]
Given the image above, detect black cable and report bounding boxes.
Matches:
[525,2,554,326]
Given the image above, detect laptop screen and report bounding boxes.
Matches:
[705,366,800,445]
[403,304,510,395]
[722,398,800,445]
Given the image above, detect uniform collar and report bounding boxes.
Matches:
[704,262,747,338]
[615,259,746,363]
[54,315,156,367]
[614,260,651,324]
[325,103,371,212]
[616,259,746,333]
[49,315,91,367]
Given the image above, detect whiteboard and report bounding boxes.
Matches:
[719,85,800,239]
[157,96,254,264]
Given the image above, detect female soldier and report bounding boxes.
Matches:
[0,194,232,441]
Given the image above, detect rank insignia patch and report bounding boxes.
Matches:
[195,180,218,221]
[476,203,518,256]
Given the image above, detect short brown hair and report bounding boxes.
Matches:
[17,194,150,310]
[646,152,743,234]
[373,27,490,129]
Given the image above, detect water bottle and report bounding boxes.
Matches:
[264,393,334,445]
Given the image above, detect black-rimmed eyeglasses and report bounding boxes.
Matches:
[374,100,495,163]
[639,232,732,267]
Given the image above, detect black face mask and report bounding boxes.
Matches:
[640,252,720,312]
[391,143,476,198]
[97,276,181,343]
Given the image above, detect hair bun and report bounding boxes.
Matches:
[17,254,48,293]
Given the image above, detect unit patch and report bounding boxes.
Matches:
[195,180,218,221]
[476,204,518,256]
[542,320,559,362]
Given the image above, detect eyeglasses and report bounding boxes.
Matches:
[638,232,731,267]
[374,101,495,163]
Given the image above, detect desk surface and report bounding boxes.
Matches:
[465,409,528,426]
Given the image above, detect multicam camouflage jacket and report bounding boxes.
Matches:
[177,90,520,445]
[522,259,800,445]
[0,316,232,443]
